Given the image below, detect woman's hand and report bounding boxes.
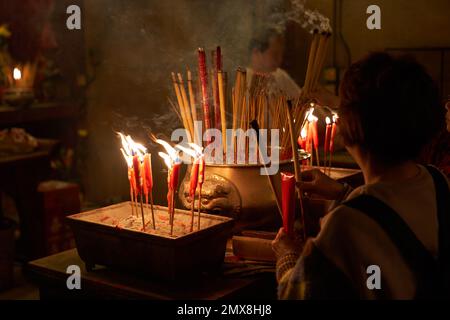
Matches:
[297,169,346,200]
[272,228,303,259]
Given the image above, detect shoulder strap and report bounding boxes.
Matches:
[425,165,450,259]
[344,194,439,296]
[425,165,450,294]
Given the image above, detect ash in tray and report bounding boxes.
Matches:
[88,204,219,238]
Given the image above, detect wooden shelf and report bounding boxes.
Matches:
[0,139,60,167]
[0,103,80,126]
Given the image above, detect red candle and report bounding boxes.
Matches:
[170,161,181,191]
[306,121,312,154]
[132,155,141,195]
[198,48,212,138]
[329,116,337,153]
[198,156,206,186]
[166,166,172,215]
[129,167,136,193]
[324,117,331,154]
[311,118,319,151]
[189,159,200,197]
[281,172,296,237]
[298,127,307,150]
[142,154,153,196]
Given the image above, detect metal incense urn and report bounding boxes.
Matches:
[179,152,309,232]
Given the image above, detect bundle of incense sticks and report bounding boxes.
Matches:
[301,30,332,99]
[170,43,331,164]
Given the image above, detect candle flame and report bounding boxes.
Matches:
[307,112,318,123]
[13,67,21,80]
[155,139,178,160]
[176,145,197,158]
[304,107,315,123]
[120,148,133,168]
[326,117,331,125]
[301,128,307,139]
[118,132,147,163]
[188,143,203,155]
[156,139,181,169]
[332,113,339,123]
[158,151,172,169]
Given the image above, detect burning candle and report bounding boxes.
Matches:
[120,148,136,216]
[157,139,181,235]
[143,154,153,195]
[324,117,332,154]
[197,154,205,230]
[328,114,338,175]
[118,133,148,230]
[298,127,308,151]
[307,111,319,167]
[176,143,202,232]
[170,161,181,191]
[281,172,296,237]
[142,154,155,229]
[329,114,338,154]
[132,155,142,195]
[324,116,331,172]
[189,159,200,197]
[304,121,311,156]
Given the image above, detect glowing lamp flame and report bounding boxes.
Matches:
[13,67,21,80]
[326,117,331,125]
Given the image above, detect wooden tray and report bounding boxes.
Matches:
[66,202,234,281]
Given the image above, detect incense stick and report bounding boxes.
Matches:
[149,193,156,229]
[140,193,146,231]
[190,198,195,232]
[177,73,195,140]
[218,71,227,155]
[286,101,307,241]
[197,185,202,230]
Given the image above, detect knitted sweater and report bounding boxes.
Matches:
[277,165,447,299]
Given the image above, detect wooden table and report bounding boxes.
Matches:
[27,249,277,300]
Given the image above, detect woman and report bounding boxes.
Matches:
[273,52,449,299]
[418,98,450,177]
